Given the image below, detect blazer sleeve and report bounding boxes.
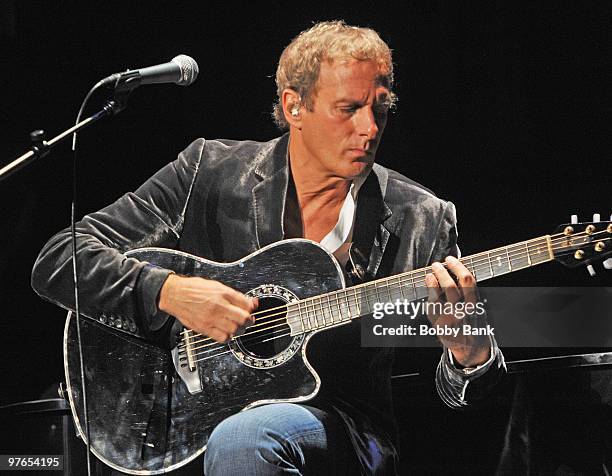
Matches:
[31,138,205,337]
[428,201,507,409]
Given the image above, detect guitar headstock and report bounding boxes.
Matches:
[552,214,612,269]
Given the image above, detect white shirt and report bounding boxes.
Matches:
[319,173,367,266]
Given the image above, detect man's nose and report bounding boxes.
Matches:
[356,107,379,140]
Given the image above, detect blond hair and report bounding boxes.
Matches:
[273,20,396,130]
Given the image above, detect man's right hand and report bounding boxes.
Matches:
[158,274,258,343]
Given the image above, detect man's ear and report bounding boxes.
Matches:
[281,89,302,129]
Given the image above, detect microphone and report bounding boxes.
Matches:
[101,54,199,89]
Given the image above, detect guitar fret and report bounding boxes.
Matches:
[384,279,391,302]
[344,290,352,321]
[304,300,313,331]
[326,294,335,326]
[343,291,352,321]
[303,299,311,331]
[353,288,361,317]
[410,272,418,301]
[363,285,376,314]
[545,235,554,260]
[514,243,530,270]
[385,278,394,302]
[374,281,381,303]
[530,239,549,265]
[525,242,532,266]
[489,248,512,278]
[319,296,327,327]
[397,276,407,300]
[509,245,520,270]
[306,299,313,330]
[373,281,381,305]
[309,299,317,330]
[465,257,474,281]
[505,246,512,271]
[298,302,306,333]
[394,275,403,301]
[333,292,341,322]
[312,296,325,329]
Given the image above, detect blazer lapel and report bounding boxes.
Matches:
[251,134,290,248]
[349,164,393,280]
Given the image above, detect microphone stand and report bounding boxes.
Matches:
[2,73,140,475]
[0,73,139,182]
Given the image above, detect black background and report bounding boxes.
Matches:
[1,0,610,447]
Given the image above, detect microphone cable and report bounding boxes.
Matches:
[70,78,106,476]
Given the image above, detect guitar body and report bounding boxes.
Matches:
[63,239,346,474]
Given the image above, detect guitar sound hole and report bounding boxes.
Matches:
[238,296,292,359]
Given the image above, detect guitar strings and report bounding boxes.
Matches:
[180,228,603,335]
[178,230,610,358]
[179,231,610,361]
[179,327,294,363]
[179,229,608,348]
[182,235,612,365]
[182,227,608,340]
[179,250,611,364]
[183,232,560,331]
[177,230,610,361]
[180,234,548,344]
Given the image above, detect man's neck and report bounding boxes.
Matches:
[287,135,357,242]
[288,137,351,208]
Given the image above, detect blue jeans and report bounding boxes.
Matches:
[203,403,359,475]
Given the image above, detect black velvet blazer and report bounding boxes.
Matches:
[32,133,505,475]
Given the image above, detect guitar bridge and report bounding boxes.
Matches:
[171,329,202,394]
[182,330,197,371]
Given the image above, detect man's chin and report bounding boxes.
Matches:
[346,161,373,179]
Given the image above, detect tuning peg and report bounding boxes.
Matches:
[587,265,596,277]
[593,213,601,222]
[571,215,578,224]
[604,258,612,270]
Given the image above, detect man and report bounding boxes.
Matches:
[32,21,505,475]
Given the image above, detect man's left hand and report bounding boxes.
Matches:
[425,255,491,368]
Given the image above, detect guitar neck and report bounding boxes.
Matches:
[287,235,554,333]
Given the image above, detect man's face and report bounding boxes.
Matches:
[298,59,391,180]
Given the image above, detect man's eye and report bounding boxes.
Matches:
[340,103,389,116]
[341,106,358,114]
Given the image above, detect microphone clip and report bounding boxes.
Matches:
[105,70,142,92]
[105,70,141,115]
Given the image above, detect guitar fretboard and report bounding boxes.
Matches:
[286,236,553,334]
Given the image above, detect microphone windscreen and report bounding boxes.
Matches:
[172,55,199,86]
